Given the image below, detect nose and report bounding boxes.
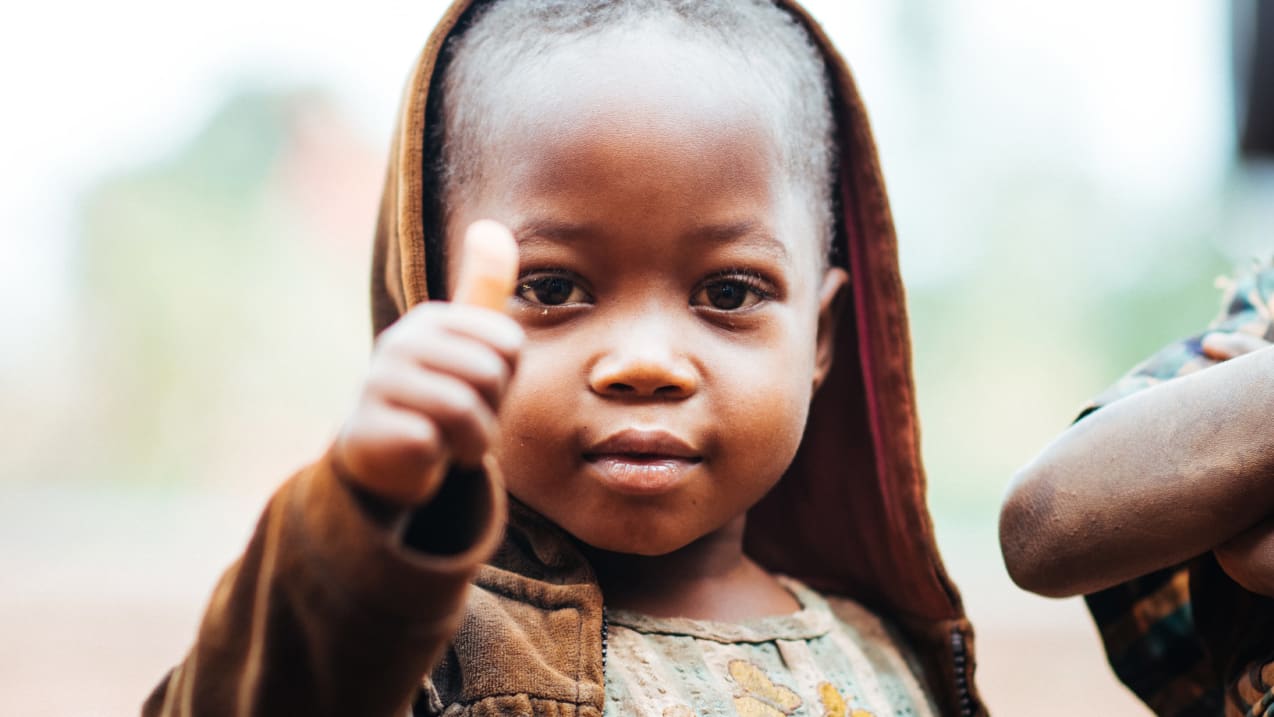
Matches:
[588,328,698,400]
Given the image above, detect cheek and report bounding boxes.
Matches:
[492,340,580,475]
[726,368,810,462]
[708,318,816,470]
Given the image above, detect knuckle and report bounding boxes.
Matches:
[508,322,527,347]
[374,338,410,366]
[383,309,444,350]
[449,384,484,418]
[478,353,510,391]
[400,418,440,457]
[348,404,384,438]
[498,322,527,355]
[450,397,492,441]
[363,368,399,399]
[375,322,410,351]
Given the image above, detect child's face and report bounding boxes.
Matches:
[445,28,846,556]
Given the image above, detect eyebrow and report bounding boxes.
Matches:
[686,221,790,264]
[513,219,791,263]
[512,219,597,246]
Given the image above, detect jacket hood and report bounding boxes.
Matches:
[369,2,982,714]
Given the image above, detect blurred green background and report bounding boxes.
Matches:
[2,1,1270,714]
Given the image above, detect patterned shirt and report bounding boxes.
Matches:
[1078,266,1274,717]
[602,578,937,717]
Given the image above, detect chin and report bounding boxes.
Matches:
[561,515,701,557]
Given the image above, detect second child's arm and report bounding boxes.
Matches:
[1000,338,1274,598]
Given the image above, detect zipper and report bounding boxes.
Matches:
[950,627,975,717]
[601,605,610,675]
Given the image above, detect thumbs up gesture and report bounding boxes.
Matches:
[333,220,522,506]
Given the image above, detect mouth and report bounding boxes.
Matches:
[582,429,702,496]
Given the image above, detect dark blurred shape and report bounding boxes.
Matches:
[1238,0,1274,157]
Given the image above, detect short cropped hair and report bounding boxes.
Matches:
[424,0,837,292]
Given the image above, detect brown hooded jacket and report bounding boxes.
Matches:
[143,1,985,715]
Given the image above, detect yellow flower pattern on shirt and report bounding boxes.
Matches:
[604,579,934,717]
[661,663,880,717]
[729,660,803,715]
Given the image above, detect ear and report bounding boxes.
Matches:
[812,267,850,393]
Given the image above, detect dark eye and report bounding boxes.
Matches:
[517,275,590,306]
[693,276,769,311]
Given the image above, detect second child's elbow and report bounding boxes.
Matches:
[998,465,1085,598]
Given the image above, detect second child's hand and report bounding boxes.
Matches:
[333,220,521,506]
[1200,331,1273,361]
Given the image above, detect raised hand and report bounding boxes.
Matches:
[333,220,521,505]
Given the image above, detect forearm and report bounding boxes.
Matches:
[1001,346,1274,597]
[143,453,504,716]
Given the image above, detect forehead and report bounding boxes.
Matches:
[454,23,823,258]
[445,20,825,277]
[473,22,785,179]
[507,24,768,116]
[503,104,775,210]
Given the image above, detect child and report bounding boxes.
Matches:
[145,1,983,715]
[1000,268,1274,716]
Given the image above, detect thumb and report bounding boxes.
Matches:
[451,219,519,311]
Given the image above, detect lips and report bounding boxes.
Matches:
[583,429,702,496]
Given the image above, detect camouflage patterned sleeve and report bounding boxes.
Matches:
[1078,264,1274,420]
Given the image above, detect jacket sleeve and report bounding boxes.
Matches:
[142,451,506,717]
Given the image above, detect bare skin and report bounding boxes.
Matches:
[581,515,795,621]
[1000,330,1274,598]
[333,26,847,620]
